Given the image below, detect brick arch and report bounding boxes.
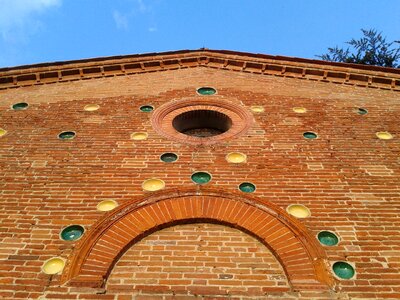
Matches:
[61,189,334,290]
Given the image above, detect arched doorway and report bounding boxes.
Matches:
[61,189,333,292]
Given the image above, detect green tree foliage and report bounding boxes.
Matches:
[318,29,400,68]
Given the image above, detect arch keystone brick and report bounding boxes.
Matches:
[61,188,334,290]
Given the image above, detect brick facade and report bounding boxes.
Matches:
[107,223,291,297]
[0,50,399,299]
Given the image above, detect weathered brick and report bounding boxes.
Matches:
[0,49,399,299]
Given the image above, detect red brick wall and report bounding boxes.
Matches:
[107,223,289,297]
[0,61,400,299]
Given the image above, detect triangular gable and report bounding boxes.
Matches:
[1,49,400,91]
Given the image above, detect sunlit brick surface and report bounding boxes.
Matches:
[0,50,400,299]
[107,223,290,297]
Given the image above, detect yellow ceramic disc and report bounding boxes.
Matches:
[376,132,393,140]
[226,152,247,163]
[42,257,65,275]
[84,104,100,111]
[142,179,165,191]
[250,106,264,113]
[131,132,148,140]
[96,200,118,212]
[0,128,7,137]
[287,204,311,218]
[293,107,307,113]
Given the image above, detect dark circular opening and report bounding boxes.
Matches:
[12,102,29,110]
[172,110,232,138]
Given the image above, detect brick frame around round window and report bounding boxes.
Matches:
[151,97,254,145]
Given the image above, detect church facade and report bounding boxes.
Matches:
[0,50,399,299]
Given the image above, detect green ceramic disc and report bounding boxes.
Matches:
[197,87,216,95]
[333,261,355,279]
[12,102,29,110]
[61,225,84,241]
[239,182,256,193]
[357,108,368,115]
[160,153,178,163]
[191,172,211,184]
[140,105,154,112]
[303,132,317,139]
[318,231,339,246]
[59,131,76,140]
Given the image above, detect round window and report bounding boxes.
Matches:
[172,110,232,138]
[151,98,253,145]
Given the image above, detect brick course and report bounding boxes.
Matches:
[0,50,399,299]
[108,223,289,296]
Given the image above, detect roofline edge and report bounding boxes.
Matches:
[0,49,399,91]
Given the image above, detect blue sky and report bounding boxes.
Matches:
[0,0,399,68]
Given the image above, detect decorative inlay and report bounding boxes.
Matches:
[58,131,76,140]
[12,102,29,110]
[61,225,84,241]
[84,104,100,111]
[287,204,311,218]
[293,107,307,113]
[332,261,355,279]
[356,108,368,115]
[140,105,154,112]
[250,106,264,113]
[0,128,7,137]
[197,87,216,95]
[226,152,247,163]
[97,200,118,212]
[239,182,256,193]
[142,178,165,191]
[130,132,148,140]
[376,131,393,140]
[160,152,178,163]
[42,257,65,275]
[318,231,339,246]
[191,172,212,184]
[303,132,318,139]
